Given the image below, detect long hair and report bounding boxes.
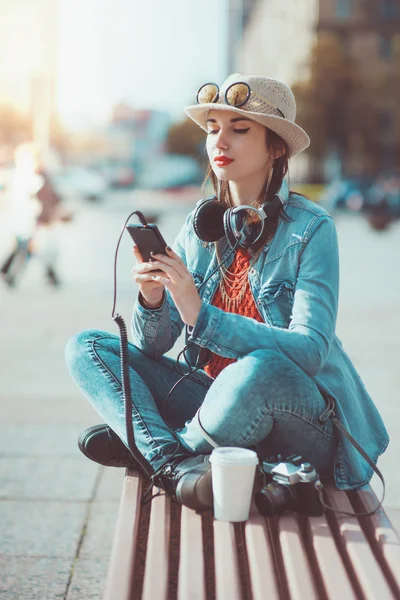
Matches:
[200,128,292,249]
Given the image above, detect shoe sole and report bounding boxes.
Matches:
[78,424,113,466]
[78,424,139,468]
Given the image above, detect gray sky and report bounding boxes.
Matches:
[57,0,229,128]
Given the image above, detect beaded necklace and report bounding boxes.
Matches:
[215,244,263,311]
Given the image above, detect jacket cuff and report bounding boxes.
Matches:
[187,302,221,347]
[138,291,166,312]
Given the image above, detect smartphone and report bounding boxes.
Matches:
[126,223,168,262]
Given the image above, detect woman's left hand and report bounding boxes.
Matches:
[149,247,202,327]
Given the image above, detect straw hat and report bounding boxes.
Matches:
[184,73,310,158]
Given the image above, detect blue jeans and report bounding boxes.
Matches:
[65,329,336,477]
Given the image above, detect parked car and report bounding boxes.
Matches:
[320,177,374,213]
[138,154,203,190]
[52,167,108,202]
[94,163,135,189]
[321,175,400,230]
[364,176,400,216]
[363,176,400,230]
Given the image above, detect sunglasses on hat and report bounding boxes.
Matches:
[196,81,285,119]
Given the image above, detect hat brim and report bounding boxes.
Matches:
[183,103,310,158]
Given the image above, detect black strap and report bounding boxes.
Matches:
[197,391,386,518]
[317,398,386,517]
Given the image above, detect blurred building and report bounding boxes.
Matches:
[239,0,400,181]
[240,0,318,84]
[109,105,171,177]
[317,0,400,177]
[227,0,259,74]
[0,0,58,155]
[239,0,318,182]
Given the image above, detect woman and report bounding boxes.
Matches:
[65,74,389,512]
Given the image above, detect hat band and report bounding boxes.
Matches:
[218,89,285,119]
[196,81,285,119]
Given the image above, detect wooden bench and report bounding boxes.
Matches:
[103,469,400,600]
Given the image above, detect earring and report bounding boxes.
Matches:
[266,167,273,191]
[217,178,222,202]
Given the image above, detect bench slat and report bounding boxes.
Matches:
[142,489,171,600]
[244,504,280,600]
[307,514,357,599]
[104,472,400,600]
[213,520,242,600]
[103,469,143,600]
[178,506,206,600]
[278,515,319,599]
[353,487,400,596]
[327,486,395,600]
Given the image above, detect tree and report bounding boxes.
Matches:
[165,117,206,161]
[292,33,354,178]
[292,31,399,180]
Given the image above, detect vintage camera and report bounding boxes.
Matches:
[255,454,324,516]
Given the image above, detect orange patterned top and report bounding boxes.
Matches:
[204,248,263,379]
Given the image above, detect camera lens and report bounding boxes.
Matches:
[255,483,295,516]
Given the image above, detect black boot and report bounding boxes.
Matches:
[78,424,141,469]
[150,454,213,512]
[1,250,17,275]
[46,267,61,287]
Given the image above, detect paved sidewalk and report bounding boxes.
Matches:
[0,190,192,599]
[0,192,399,598]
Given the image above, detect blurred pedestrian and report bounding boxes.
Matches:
[33,167,72,286]
[1,143,72,287]
[1,143,42,286]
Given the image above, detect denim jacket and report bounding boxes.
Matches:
[131,182,389,490]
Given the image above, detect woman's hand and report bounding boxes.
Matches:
[132,246,165,308]
[148,247,202,327]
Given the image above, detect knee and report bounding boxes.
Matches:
[219,349,303,400]
[65,329,105,371]
[238,349,317,411]
[240,349,292,378]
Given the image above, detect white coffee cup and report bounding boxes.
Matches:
[210,447,259,522]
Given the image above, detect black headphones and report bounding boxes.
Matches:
[193,192,284,249]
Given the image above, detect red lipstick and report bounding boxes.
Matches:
[214,155,234,166]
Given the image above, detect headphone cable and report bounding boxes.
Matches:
[161,240,240,428]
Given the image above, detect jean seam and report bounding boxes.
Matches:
[271,407,336,439]
[238,405,335,447]
[239,406,273,446]
[88,337,169,461]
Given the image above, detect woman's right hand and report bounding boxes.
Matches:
[132,245,165,308]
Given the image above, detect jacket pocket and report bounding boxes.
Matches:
[258,280,294,328]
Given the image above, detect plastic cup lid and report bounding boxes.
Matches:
[210,447,258,466]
